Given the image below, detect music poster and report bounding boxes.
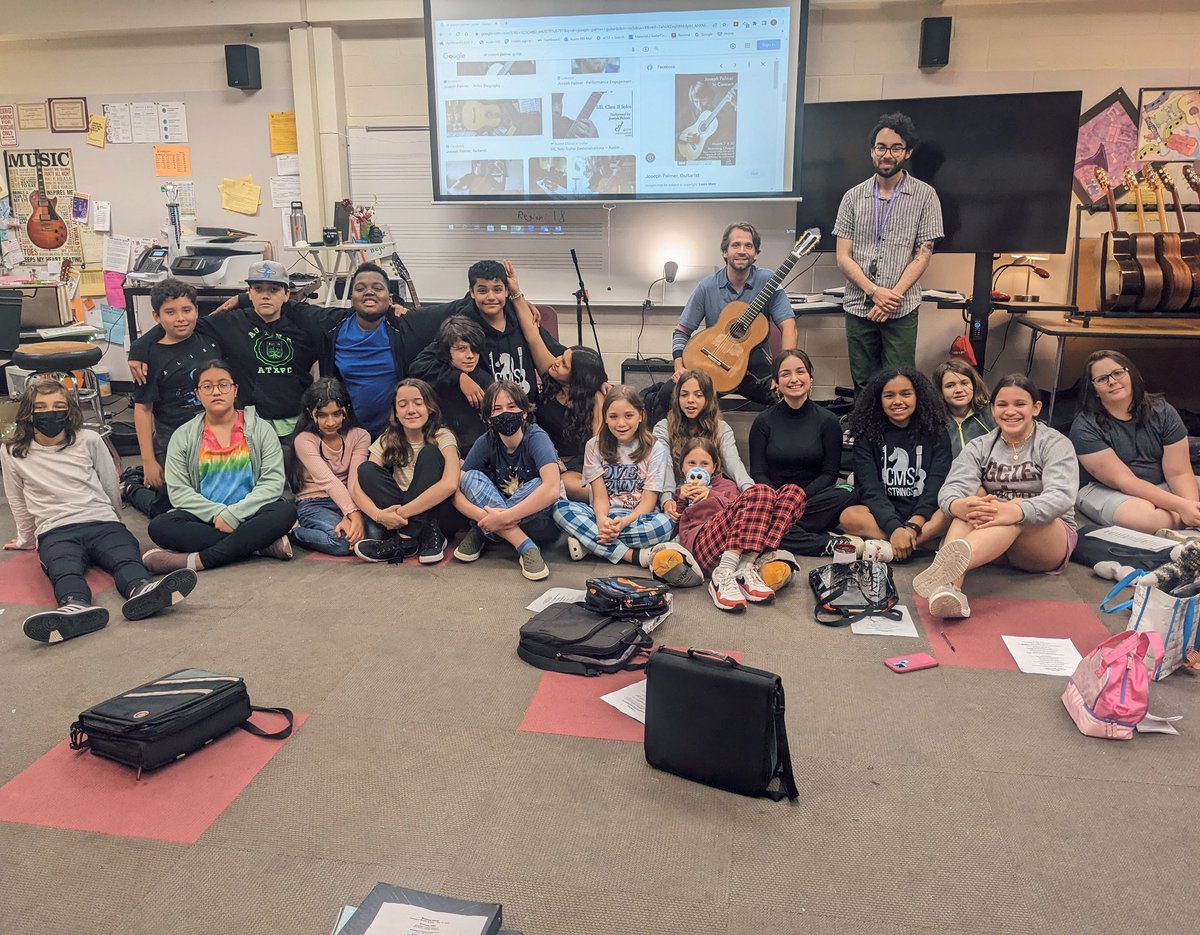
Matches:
[2,148,82,261]
[1136,87,1200,163]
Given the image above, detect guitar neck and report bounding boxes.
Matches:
[1104,188,1121,233]
[741,253,799,324]
[699,90,734,133]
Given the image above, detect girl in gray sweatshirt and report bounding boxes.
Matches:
[913,374,1079,620]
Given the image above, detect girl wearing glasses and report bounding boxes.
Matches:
[287,378,381,556]
[143,360,298,573]
[1070,350,1200,536]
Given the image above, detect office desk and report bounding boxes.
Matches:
[1015,313,1200,422]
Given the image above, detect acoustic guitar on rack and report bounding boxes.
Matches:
[681,228,820,392]
[1142,165,1192,312]
[1122,167,1164,311]
[1093,167,1141,313]
[1173,164,1200,312]
[25,150,69,251]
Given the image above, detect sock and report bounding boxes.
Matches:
[186,552,199,571]
[718,551,739,574]
[1093,561,1135,582]
[516,538,536,554]
[736,551,759,572]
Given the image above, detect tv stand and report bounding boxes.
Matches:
[967,252,993,363]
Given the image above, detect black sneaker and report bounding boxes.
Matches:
[119,465,145,504]
[417,522,446,564]
[23,603,110,644]
[354,536,419,563]
[453,524,487,562]
[121,569,198,621]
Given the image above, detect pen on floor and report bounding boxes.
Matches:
[940,630,956,653]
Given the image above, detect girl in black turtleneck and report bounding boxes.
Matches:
[748,349,857,555]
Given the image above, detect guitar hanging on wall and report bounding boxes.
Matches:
[1122,167,1164,312]
[681,228,820,392]
[1094,167,1141,313]
[1142,165,1192,312]
[25,150,69,251]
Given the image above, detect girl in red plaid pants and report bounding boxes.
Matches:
[672,438,807,612]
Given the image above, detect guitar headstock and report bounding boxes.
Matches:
[1094,166,1111,193]
[1141,165,1163,194]
[1157,166,1178,197]
[59,259,73,283]
[1185,164,1200,197]
[792,228,821,257]
[1122,167,1141,195]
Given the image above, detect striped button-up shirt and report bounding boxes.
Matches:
[833,172,943,319]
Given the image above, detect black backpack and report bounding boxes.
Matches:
[584,575,671,619]
[807,560,900,626]
[518,602,653,676]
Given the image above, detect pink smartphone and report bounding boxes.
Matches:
[885,652,939,673]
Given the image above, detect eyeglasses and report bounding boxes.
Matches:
[1091,367,1129,386]
[197,381,236,395]
[872,143,908,156]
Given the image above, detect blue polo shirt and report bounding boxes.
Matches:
[335,317,396,438]
[678,265,794,333]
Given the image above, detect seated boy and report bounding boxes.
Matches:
[122,278,221,517]
[411,315,494,453]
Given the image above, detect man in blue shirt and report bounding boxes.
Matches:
[668,222,797,406]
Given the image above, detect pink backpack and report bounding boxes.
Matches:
[1062,630,1164,740]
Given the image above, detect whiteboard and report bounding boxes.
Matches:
[347,126,800,306]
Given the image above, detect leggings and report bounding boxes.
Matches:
[38,521,150,605]
[356,446,465,535]
[148,500,297,569]
[777,483,859,556]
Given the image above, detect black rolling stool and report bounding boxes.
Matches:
[12,341,110,438]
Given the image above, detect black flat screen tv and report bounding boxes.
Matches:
[797,90,1082,255]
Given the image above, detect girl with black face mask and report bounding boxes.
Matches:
[1,377,197,645]
[452,380,562,580]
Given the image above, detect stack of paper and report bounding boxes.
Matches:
[336,884,503,935]
[217,176,262,216]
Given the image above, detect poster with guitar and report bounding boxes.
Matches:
[3,148,81,262]
[675,73,737,164]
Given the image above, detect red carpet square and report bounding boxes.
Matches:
[519,649,742,743]
[914,597,1111,671]
[0,711,307,844]
[0,550,114,607]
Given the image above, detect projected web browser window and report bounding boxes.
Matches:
[428,6,795,200]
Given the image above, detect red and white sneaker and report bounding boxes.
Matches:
[709,568,747,612]
[737,565,775,602]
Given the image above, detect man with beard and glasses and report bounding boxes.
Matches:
[834,112,943,393]
[659,222,797,416]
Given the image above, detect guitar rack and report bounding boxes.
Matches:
[1068,202,1200,313]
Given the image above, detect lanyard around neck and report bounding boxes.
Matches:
[873,174,905,247]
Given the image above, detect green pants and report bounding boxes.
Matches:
[844,311,919,393]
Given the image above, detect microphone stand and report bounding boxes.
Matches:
[570,248,601,351]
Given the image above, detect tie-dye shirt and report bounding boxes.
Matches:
[198,413,255,506]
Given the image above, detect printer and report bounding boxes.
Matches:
[169,230,268,287]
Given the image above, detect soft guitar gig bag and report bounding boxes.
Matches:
[643,647,798,800]
[69,668,293,777]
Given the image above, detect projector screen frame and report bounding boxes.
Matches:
[422,0,810,204]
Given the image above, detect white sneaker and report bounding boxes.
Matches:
[709,568,747,612]
[928,584,971,619]
[913,539,973,598]
[737,564,775,603]
[567,536,586,561]
[863,539,895,563]
[1155,528,1200,544]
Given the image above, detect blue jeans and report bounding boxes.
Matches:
[291,497,383,555]
[459,469,558,544]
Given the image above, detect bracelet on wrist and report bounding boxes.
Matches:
[510,291,524,301]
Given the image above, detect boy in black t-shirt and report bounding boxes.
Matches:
[122,279,221,518]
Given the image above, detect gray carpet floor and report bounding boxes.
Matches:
[2,479,1197,935]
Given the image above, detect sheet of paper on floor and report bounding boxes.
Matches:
[851,604,919,637]
[364,902,490,935]
[1001,635,1082,676]
[1084,526,1178,550]
[600,678,647,724]
[525,587,586,612]
[1137,713,1182,735]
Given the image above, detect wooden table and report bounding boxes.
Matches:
[1014,312,1200,422]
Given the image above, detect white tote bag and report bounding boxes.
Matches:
[1101,571,1200,681]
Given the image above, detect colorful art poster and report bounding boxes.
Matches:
[2,148,82,261]
[1073,88,1146,204]
[1135,87,1200,162]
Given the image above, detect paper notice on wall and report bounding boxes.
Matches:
[218,176,262,215]
[2,237,25,267]
[78,267,105,297]
[130,102,160,143]
[154,144,191,177]
[100,301,127,342]
[87,114,107,148]
[71,193,90,222]
[78,226,103,264]
[92,200,111,232]
[102,234,132,272]
[269,175,302,208]
[172,179,196,214]
[0,105,17,147]
[102,103,133,144]
[102,274,127,311]
[268,111,298,155]
[276,153,300,176]
[158,102,188,143]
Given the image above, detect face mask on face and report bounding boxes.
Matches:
[32,411,71,438]
[490,411,525,437]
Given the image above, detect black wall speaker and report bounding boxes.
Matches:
[225,44,262,90]
[919,17,952,69]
